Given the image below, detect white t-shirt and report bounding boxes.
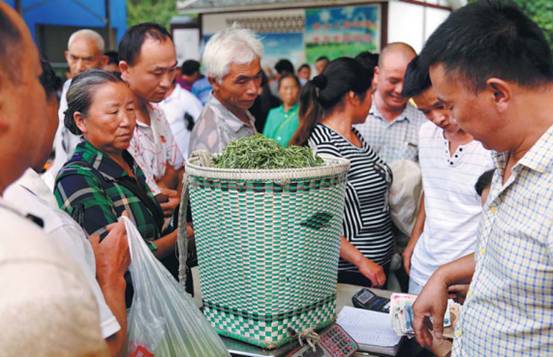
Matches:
[410,122,494,286]
[0,198,107,356]
[3,169,120,339]
[128,104,185,194]
[158,85,203,159]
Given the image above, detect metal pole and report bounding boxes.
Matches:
[104,0,114,50]
[15,0,22,14]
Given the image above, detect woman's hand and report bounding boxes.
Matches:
[158,187,179,217]
[357,257,386,287]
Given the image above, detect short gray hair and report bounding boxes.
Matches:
[67,29,105,53]
[64,69,123,135]
[202,25,263,82]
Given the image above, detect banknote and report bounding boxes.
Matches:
[389,293,459,337]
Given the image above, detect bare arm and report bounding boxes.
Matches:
[403,194,426,274]
[412,253,475,347]
[339,236,386,287]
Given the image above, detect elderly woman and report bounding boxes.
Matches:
[290,58,393,288]
[54,69,177,259]
[263,73,301,147]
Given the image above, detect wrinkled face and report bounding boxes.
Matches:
[75,82,137,155]
[65,37,105,78]
[0,6,49,186]
[376,52,413,111]
[429,64,503,150]
[298,67,311,81]
[413,88,459,132]
[211,58,262,113]
[121,37,177,103]
[278,77,300,107]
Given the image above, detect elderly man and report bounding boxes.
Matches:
[411,2,553,355]
[119,23,184,213]
[189,26,263,154]
[356,42,426,164]
[43,29,107,189]
[0,4,107,355]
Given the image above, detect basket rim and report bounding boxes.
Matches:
[185,154,350,180]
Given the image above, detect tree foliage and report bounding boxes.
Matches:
[127,0,177,30]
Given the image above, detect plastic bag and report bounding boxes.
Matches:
[122,216,229,357]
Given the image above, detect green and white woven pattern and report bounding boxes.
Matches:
[186,155,350,349]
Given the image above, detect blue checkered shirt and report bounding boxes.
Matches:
[452,125,553,356]
[354,102,426,163]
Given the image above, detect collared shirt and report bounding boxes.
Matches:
[54,140,164,241]
[188,95,257,155]
[4,169,120,339]
[127,104,184,195]
[158,85,204,159]
[355,101,426,163]
[0,198,107,356]
[263,103,299,147]
[452,125,553,356]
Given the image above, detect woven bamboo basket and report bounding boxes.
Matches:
[179,153,350,349]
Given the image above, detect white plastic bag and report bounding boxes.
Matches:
[121,216,229,357]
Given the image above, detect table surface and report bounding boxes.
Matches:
[189,268,395,357]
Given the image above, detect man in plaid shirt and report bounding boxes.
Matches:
[411,1,553,355]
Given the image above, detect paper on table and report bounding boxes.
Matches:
[337,306,401,347]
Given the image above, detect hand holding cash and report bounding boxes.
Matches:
[390,293,460,339]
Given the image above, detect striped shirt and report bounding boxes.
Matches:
[355,101,426,164]
[452,124,553,356]
[308,124,394,269]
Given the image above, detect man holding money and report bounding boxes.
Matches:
[411,1,553,355]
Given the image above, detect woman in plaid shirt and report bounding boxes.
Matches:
[54,70,178,259]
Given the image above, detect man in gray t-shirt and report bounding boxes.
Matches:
[189,26,264,155]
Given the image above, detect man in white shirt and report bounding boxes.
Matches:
[400,57,494,293]
[0,4,107,355]
[119,23,184,216]
[43,29,107,190]
[355,42,426,164]
[159,79,203,159]
[3,58,129,356]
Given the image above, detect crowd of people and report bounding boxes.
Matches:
[1,0,552,355]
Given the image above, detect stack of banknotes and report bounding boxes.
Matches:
[389,293,460,338]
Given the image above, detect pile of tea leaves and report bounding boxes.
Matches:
[213,134,324,169]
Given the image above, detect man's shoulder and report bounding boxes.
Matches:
[0,202,77,268]
[0,206,106,355]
